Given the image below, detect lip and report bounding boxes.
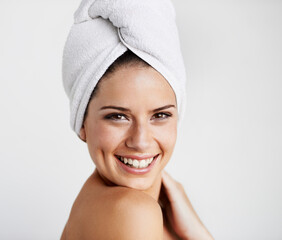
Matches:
[115,154,156,161]
[115,154,160,175]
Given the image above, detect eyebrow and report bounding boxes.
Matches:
[152,104,176,112]
[99,104,176,112]
[100,106,130,112]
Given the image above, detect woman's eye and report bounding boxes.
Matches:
[104,113,128,121]
[152,112,172,120]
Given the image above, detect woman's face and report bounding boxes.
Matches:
[80,65,178,190]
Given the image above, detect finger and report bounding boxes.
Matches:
[162,170,174,184]
[161,171,183,203]
[162,171,183,191]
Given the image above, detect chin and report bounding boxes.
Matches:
[97,169,160,192]
[119,177,156,191]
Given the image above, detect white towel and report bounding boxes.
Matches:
[62,0,186,135]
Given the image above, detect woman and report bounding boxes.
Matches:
[61,0,213,239]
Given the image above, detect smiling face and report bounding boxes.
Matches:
[80,65,178,191]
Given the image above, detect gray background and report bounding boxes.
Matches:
[0,0,281,239]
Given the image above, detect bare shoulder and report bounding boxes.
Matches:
[65,186,163,240]
[87,187,163,240]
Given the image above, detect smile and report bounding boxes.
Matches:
[115,155,159,169]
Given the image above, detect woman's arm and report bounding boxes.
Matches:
[160,171,214,240]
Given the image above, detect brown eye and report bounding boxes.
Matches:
[152,112,172,120]
[104,113,128,121]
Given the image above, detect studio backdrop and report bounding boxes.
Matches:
[0,0,281,239]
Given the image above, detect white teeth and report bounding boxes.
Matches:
[132,160,139,168]
[140,160,146,168]
[118,155,157,169]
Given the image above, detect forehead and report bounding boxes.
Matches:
[92,66,177,109]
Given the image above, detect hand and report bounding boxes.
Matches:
[159,171,214,240]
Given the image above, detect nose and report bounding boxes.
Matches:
[125,121,153,151]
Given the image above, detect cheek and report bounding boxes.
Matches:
[87,122,126,153]
[154,122,177,153]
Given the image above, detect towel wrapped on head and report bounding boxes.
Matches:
[62,0,186,136]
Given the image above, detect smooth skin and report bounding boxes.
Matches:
[61,65,213,240]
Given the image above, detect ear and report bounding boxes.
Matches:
[79,125,87,142]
